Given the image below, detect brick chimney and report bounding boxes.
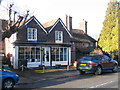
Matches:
[79,19,87,34]
[66,15,72,31]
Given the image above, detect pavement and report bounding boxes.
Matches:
[9,66,79,85]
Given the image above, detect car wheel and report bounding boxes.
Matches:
[94,66,102,75]
[2,79,14,89]
[112,65,118,73]
[79,70,85,75]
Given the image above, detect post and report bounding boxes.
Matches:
[21,65,24,71]
[43,66,45,73]
[67,65,69,71]
[118,3,120,65]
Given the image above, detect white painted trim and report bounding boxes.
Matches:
[33,18,47,34]
[27,28,37,41]
[69,47,71,66]
[24,16,47,34]
[55,31,63,43]
[59,20,72,37]
[49,19,72,37]
[14,46,19,69]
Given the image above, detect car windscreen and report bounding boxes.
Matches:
[80,56,92,60]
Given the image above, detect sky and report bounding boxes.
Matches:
[0,0,111,40]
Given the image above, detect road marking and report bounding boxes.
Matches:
[90,81,114,88]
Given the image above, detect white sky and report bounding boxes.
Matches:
[0,0,111,40]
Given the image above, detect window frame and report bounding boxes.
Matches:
[55,31,63,43]
[27,28,37,41]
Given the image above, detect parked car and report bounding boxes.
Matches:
[76,54,118,75]
[0,69,19,89]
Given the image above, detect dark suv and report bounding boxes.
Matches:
[76,54,118,75]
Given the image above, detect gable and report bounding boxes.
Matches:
[17,16,47,42]
[20,16,47,34]
[48,18,72,37]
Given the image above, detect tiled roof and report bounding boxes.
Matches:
[43,19,58,28]
[42,19,58,32]
[70,29,96,43]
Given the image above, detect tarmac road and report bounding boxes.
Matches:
[16,68,119,89]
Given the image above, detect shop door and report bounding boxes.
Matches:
[41,47,50,66]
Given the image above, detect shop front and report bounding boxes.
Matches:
[13,43,71,69]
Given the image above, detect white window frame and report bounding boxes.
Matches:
[55,31,63,43]
[27,28,37,41]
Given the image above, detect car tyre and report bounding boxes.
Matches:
[94,66,102,75]
[79,70,85,75]
[112,65,118,73]
[2,79,14,89]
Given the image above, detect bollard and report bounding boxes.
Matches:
[67,65,69,71]
[21,65,24,71]
[43,66,45,73]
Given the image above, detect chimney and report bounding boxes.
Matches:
[79,19,87,34]
[66,15,72,31]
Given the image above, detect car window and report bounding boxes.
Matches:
[92,56,101,60]
[103,55,110,61]
[80,56,92,60]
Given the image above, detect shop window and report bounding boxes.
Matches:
[18,47,40,62]
[51,47,67,61]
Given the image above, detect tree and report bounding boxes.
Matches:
[98,0,120,59]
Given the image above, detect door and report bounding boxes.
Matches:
[101,56,109,69]
[41,47,50,66]
[101,55,111,69]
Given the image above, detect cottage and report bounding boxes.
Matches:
[9,16,71,69]
[1,15,96,69]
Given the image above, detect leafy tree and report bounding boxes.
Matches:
[98,0,119,59]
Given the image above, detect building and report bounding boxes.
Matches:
[2,15,96,69]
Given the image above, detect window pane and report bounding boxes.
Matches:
[31,48,35,54]
[36,48,40,54]
[55,31,63,43]
[27,28,37,41]
[46,48,49,62]
[60,48,63,61]
[51,48,55,61]
[56,48,59,61]
[64,48,67,61]
[19,55,24,59]
[19,47,24,54]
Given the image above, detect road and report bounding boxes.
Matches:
[17,69,119,89]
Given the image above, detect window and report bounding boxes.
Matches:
[55,31,63,43]
[27,28,37,41]
[19,47,40,62]
[51,47,67,61]
[82,43,89,47]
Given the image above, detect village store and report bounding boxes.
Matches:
[13,42,71,69]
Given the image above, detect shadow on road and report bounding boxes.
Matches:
[17,68,119,89]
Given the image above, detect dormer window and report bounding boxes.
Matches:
[27,28,37,41]
[55,31,63,43]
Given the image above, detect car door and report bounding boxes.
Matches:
[103,55,112,69]
[101,55,109,69]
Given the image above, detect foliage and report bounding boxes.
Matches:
[98,1,120,59]
[90,48,103,55]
